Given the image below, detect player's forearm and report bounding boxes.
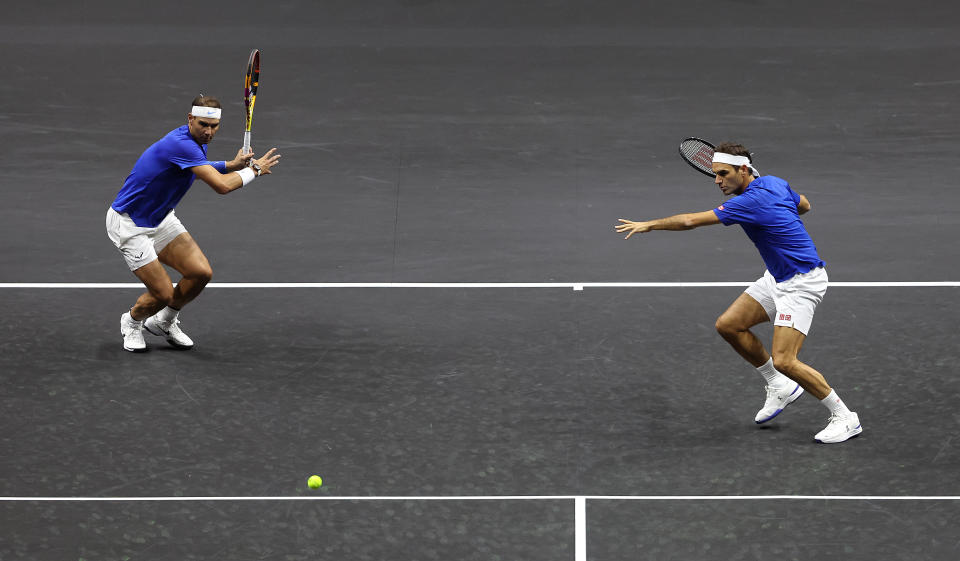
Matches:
[202,170,250,194]
[207,175,244,194]
[224,158,246,172]
[225,173,247,193]
[650,214,699,231]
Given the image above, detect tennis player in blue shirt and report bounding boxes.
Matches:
[107,96,281,353]
[615,142,861,444]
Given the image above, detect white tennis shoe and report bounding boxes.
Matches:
[815,412,862,443]
[144,312,194,349]
[120,312,147,353]
[755,383,804,424]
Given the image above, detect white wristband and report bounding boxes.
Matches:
[236,167,256,187]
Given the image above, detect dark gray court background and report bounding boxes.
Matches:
[2,1,959,560]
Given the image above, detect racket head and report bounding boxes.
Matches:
[243,49,260,133]
[678,137,717,177]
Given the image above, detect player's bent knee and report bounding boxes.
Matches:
[771,353,799,374]
[715,315,742,337]
[184,265,213,284]
[151,286,176,307]
[195,267,213,284]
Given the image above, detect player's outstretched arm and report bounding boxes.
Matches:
[797,194,811,215]
[616,210,720,239]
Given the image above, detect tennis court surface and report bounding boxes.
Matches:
[2,1,959,559]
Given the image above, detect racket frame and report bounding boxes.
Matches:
[678,137,717,178]
[242,49,261,155]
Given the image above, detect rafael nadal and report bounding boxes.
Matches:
[106,95,281,352]
[615,142,862,444]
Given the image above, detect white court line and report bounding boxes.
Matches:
[3,495,959,501]
[1,282,958,289]
[576,496,586,561]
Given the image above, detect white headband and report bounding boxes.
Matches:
[712,152,750,166]
[712,152,759,176]
[191,106,222,119]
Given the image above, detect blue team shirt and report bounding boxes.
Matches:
[111,125,226,227]
[712,175,825,282]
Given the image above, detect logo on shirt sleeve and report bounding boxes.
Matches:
[717,204,725,211]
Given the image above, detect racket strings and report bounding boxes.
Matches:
[243,50,260,133]
[242,49,260,152]
[680,140,715,176]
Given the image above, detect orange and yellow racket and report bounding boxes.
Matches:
[242,49,260,156]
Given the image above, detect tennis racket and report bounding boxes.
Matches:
[678,137,716,177]
[242,48,261,156]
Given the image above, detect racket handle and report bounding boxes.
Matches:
[242,131,252,155]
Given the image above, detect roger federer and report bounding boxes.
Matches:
[106,96,281,352]
[615,142,862,444]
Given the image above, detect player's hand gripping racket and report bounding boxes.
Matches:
[678,137,716,177]
[242,48,261,156]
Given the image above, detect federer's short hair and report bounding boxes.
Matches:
[191,95,221,109]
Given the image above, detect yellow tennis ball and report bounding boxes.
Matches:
[307,475,323,489]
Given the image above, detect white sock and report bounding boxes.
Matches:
[820,389,852,416]
[156,306,179,322]
[124,311,142,326]
[756,358,792,388]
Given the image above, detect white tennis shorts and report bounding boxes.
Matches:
[744,267,828,336]
[106,207,187,271]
